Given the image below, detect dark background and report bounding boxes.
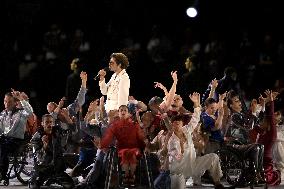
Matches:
[1,0,283,116]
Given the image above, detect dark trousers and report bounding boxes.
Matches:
[231,143,264,172]
[30,164,73,189]
[85,150,105,185]
[0,137,23,178]
[154,170,171,189]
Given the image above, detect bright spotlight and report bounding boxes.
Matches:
[186,7,197,18]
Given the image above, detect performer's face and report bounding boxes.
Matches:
[274,111,282,125]
[172,120,183,131]
[172,95,183,108]
[109,57,121,72]
[230,96,242,112]
[47,102,56,113]
[4,95,17,111]
[205,102,218,115]
[118,106,129,119]
[70,61,77,71]
[42,116,54,134]
[185,58,192,70]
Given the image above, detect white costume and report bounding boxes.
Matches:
[99,69,130,113]
[272,124,284,180]
[168,107,223,189]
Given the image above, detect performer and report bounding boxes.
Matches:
[98,53,130,113]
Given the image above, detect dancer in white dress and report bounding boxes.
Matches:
[272,110,284,180]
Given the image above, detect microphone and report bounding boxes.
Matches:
[94,67,110,80]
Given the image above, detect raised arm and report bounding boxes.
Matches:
[208,78,218,100]
[75,71,87,107]
[84,99,99,123]
[264,90,279,140]
[98,69,108,95]
[214,92,226,130]
[154,82,169,99]
[186,92,201,131]
[11,89,33,117]
[160,71,178,111]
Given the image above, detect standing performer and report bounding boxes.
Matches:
[98,53,130,113]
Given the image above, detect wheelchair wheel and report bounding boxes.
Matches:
[216,148,245,186]
[9,143,34,184]
[14,155,32,185]
[20,143,34,177]
[3,178,9,186]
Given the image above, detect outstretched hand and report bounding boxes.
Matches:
[189,92,200,108]
[11,88,28,101]
[171,71,178,83]
[211,78,218,89]
[264,89,279,102]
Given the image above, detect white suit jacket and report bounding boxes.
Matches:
[99,69,130,113]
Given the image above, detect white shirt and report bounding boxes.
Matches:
[99,69,130,113]
[167,107,201,177]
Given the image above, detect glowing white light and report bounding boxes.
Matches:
[186,7,197,18]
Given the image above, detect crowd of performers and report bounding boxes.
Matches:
[0,53,284,189]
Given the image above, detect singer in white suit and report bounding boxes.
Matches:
[98,53,130,113]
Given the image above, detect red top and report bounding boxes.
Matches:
[257,101,276,159]
[101,118,145,150]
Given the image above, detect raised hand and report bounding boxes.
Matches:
[268,90,279,102]
[154,82,166,90]
[154,82,168,96]
[58,97,66,108]
[211,78,218,89]
[80,71,88,82]
[272,91,280,101]
[189,92,200,108]
[219,92,227,101]
[250,98,258,113]
[88,99,100,112]
[98,69,107,80]
[60,108,73,124]
[171,71,178,83]
[11,88,22,100]
[11,89,30,101]
[258,94,266,107]
[263,89,278,102]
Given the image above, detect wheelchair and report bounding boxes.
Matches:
[104,147,154,189]
[215,142,268,189]
[0,135,33,186]
[28,146,74,189]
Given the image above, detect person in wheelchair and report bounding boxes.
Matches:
[74,107,119,189]
[29,114,74,189]
[98,105,146,186]
[0,90,33,181]
[225,90,265,183]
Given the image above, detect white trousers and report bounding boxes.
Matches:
[170,153,223,189]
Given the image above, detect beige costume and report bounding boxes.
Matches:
[167,107,223,189]
[99,69,130,113]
